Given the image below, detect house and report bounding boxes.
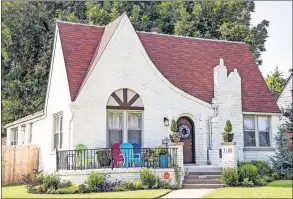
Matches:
[5,13,281,174]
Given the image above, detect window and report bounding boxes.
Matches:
[11,128,18,145]
[21,125,26,144]
[243,115,271,147]
[127,113,142,145]
[244,116,256,146]
[53,113,63,150]
[258,116,270,146]
[108,112,123,146]
[29,123,33,143]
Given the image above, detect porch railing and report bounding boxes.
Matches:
[56,148,177,171]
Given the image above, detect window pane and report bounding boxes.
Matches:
[109,130,122,146]
[259,131,270,146]
[60,133,63,148]
[258,116,269,132]
[54,133,59,149]
[29,123,33,143]
[128,113,141,130]
[244,116,255,131]
[108,112,122,130]
[128,130,141,145]
[244,131,256,146]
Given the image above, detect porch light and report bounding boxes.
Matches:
[164,117,169,126]
[162,137,170,146]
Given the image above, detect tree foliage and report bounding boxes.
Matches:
[1,1,270,133]
[265,67,287,99]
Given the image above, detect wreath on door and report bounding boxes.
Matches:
[178,124,191,139]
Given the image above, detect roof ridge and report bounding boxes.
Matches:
[56,20,105,28]
[137,31,246,44]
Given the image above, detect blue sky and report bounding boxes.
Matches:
[251,1,292,79]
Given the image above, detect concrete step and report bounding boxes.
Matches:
[187,171,222,175]
[184,165,222,173]
[183,179,221,184]
[184,175,221,180]
[182,184,222,189]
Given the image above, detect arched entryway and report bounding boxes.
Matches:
[177,116,195,164]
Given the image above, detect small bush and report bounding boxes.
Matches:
[59,180,72,189]
[140,168,160,189]
[43,174,61,190]
[239,163,257,182]
[250,161,274,176]
[34,184,45,194]
[113,185,126,192]
[262,175,273,183]
[241,178,254,187]
[272,172,280,180]
[49,185,78,194]
[221,168,239,186]
[158,181,173,189]
[78,183,89,193]
[122,181,144,190]
[85,173,104,192]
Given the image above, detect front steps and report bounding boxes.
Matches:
[182,165,222,189]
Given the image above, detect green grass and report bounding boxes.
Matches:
[202,181,293,198]
[2,185,171,198]
[266,180,292,187]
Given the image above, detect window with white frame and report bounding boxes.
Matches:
[244,115,270,147]
[107,111,142,146]
[108,112,123,146]
[29,123,33,143]
[53,113,63,150]
[11,127,18,145]
[21,125,26,144]
[127,113,142,145]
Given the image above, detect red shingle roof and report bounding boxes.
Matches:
[57,21,280,113]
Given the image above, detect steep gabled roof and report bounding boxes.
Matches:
[57,17,280,113]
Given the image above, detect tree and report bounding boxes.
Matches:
[270,126,293,178]
[265,67,286,99]
[1,1,270,132]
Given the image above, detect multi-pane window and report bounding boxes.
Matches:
[29,123,33,143]
[11,128,18,146]
[108,111,143,146]
[243,115,270,147]
[53,113,63,150]
[127,113,142,145]
[244,116,256,146]
[21,125,26,144]
[108,112,123,146]
[258,116,270,146]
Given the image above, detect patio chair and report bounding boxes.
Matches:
[120,142,134,168]
[131,143,142,166]
[112,142,124,167]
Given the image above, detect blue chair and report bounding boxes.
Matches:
[132,143,142,166]
[120,143,133,168]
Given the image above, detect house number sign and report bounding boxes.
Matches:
[223,148,233,154]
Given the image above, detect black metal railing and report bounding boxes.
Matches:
[56,148,177,171]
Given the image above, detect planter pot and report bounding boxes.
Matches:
[227,133,234,142]
[159,154,169,168]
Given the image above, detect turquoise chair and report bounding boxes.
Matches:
[120,142,133,168]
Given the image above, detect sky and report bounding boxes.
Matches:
[251,1,292,79]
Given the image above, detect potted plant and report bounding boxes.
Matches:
[96,149,111,167]
[222,120,234,142]
[169,119,180,144]
[155,145,169,168]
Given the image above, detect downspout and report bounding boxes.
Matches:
[68,103,76,149]
[207,99,218,164]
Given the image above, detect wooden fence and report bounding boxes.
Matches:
[2,144,39,185]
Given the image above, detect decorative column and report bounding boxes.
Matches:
[221,142,237,168]
[168,142,184,183]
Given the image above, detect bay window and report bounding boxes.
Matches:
[107,111,142,147]
[243,115,271,147]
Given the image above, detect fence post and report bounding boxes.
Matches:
[168,142,184,184]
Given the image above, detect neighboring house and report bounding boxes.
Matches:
[5,14,281,173]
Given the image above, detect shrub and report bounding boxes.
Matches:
[250,160,274,176]
[241,178,254,187]
[255,176,268,186]
[43,174,61,191]
[239,163,257,182]
[158,181,173,189]
[221,168,239,186]
[59,180,72,189]
[95,174,122,192]
[121,181,144,190]
[85,173,104,191]
[34,184,45,194]
[49,185,78,194]
[140,168,160,189]
[78,183,89,193]
[262,175,273,183]
[22,171,44,193]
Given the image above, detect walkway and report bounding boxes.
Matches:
[161,189,215,198]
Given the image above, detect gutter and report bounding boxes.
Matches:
[207,99,218,164]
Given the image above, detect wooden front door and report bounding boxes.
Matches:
[177,117,194,164]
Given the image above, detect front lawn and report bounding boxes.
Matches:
[202,180,293,198]
[2,185,171,198]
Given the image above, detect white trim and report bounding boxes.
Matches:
[243,112,281,116]
[4,111,44,128]
[137,31,246,44]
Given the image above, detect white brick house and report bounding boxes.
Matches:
[5,14,281,173]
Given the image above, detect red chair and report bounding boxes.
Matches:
[112,142,124,167]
